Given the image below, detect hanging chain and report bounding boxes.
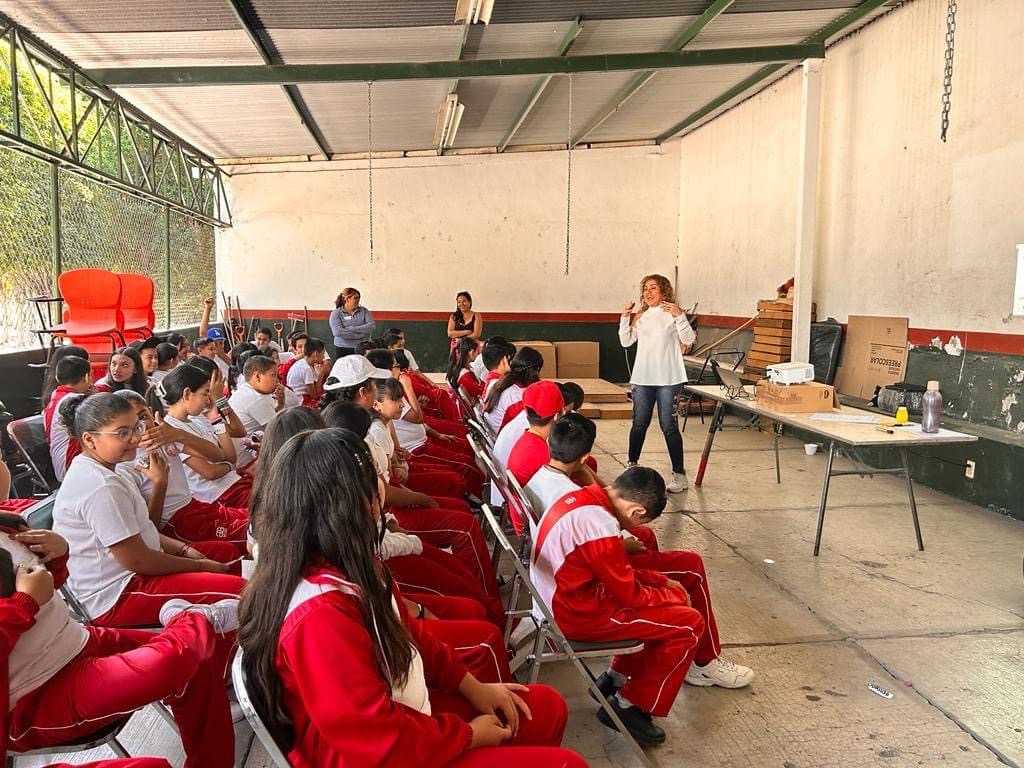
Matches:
[367,80,374,261]
[940,0,957,143]
[564,74,573,276]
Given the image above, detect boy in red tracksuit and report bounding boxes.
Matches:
[530,430,754,745]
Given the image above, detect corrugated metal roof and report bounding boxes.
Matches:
[116,85,319,158]
[687,9,841,48]
[571,15,698,55]
[0,1,238,33]
[491,2,711,24]
[248,1,455,30]
[449,75,542,148]
[31,30,265,68]
[464,21,579,60]
[298,80,450,153]
[266,26,464,64]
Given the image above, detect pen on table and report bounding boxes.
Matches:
[874,426,894,434]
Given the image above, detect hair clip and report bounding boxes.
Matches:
[154,381,167,398]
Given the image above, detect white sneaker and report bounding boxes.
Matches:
[685,657,754,688]
[159,598,240,634]
[666,472,689,493]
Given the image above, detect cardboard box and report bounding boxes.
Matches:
[554,341,600,379]
[513,340,557,379]
[836,316,909,400]
[756,380,839,413]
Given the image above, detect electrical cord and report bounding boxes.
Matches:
[904,447,969,469]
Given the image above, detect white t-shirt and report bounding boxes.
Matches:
[368,419,396,461]
[470,355,487,381]
[116,445,193,525]
[484,384,524,433]
[618,306,696,386]
[402,348,420,372]
[213,356,230,380]
[0,533,89,708]
[286,358,317,397]
[393,404,428,452]
[230,381,279,433]
[54,454,163,619]
[161,414,241,503]
[525,465,580,518]
[490,410,529,505]
[278,351,295,364]
[282,385,301,408]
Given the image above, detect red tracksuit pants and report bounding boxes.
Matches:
[161,498,249,556]
[8,613,234,768]
[214,473,252,508]
[411,440,484,495]
[387,546,504,627]
[418,618,511,683]
[404,470,463,498]
[424,414,469,438]
[390,506,499,599]
[432,684,586,768]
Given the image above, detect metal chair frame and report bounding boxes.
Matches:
[231,651,292,768]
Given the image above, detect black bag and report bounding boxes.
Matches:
[809,320,842,385]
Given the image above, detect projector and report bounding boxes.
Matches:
[766,362,815,385]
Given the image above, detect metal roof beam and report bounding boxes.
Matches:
[89,44,825,87]
[570,0,734,147]
[498,17,582,153]
[655,0,890,143]
[224,0,332,160]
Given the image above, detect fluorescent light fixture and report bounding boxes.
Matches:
[455,0,494,24]
[433,94,464,151]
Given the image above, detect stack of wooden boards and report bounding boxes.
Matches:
[746,299,816,379]
[569,379,632,420]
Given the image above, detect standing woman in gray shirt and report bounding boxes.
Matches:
[329,287,375,356]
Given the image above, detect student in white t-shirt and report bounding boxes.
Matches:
[229,355,286,434]
[0,510,239,765]
[483,346,543,433]
[115,390,249,556]
[253,326,283,353]
[52,392,244,630]
[286,337,329,407]
[149,365,253,510]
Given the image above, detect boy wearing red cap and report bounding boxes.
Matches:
[506,381,565,489]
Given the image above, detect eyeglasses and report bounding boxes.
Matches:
[88,421,146,441]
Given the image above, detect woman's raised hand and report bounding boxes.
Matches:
[622,301,636,316]
[660,301,683,318]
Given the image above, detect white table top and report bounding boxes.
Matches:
[685,384,978,448]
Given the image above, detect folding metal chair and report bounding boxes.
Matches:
[6,717,132,767]
[232,651,292,768]
[6,415,58,497]
[480,505,654,768]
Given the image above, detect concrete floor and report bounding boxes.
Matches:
[20,415,1024,767]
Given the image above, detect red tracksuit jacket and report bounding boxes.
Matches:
[275,564,474,767]
[530,484,681,634]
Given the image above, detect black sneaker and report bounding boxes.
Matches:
[595,695,666,746]
[588,671,623,702]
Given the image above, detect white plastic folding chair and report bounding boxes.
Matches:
[232,651,292,768]
[480,505,654,768]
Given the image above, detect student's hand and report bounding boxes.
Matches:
[435,433,456,443]
[141,450,169,486]
[469,715,512,748]
[622,301,636,316]
[393,464,409,484]
[660,301,683,318]
[139,421,178,451]
[623,537,646,555]
[274,384,286,406]
[203,296,215,311]
[464,682,532,737]
[665,578,690,605]
[417,395,430,407]
[395,447,410,461]
[198,558,229,574]
[16,565,54,607]
[415,494,439,509]
[13,530,69,563]
[385,519,409,535]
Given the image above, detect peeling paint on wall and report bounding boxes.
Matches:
[943,335,964,356]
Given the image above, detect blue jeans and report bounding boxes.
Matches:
[628,384,684,474]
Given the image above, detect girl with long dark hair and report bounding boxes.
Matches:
[447,291,483,349]
[239,428,584,767]
[94,347,148,395]
[483,347,543,433]
[447,337,484,401]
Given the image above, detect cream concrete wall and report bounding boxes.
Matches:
[216,143,681,314]
[676,0,1024,333]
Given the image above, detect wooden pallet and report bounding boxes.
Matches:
[557,378,630,404]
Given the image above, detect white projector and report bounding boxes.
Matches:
[766,362,815,385]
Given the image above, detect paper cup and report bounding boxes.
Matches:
[804,443,819,456]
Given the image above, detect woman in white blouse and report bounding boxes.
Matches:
[618,274,696,493]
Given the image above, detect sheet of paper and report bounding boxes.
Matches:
[809,412,882,424]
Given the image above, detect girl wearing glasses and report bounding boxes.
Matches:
[52,392,244,633]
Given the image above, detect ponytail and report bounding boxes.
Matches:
[447,337,476,390]
[484,346,543,413]
[147,364,210,418]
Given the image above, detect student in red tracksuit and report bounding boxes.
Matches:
[0,513,237,767]
[507,381,565,489]
[44,356,93,482]
[52,393,244,641]
[447,338,484,403]
[478,339,515,405]
[239,427,585,768]
[151,365,254,509]
[114,391,249,556]
[529,428,754,746]
[484,348,543,434]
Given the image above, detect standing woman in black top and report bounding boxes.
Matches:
[447,291,483,357]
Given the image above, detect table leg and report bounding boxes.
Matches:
[900,447,925,551]
[694,401,724,488]
[773,424,782,484]
[813,442,836,557]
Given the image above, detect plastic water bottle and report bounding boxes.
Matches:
[921,380,942,433]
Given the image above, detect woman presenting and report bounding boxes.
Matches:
[619,274,695,493]
[329,287,375,356]
[447,291,483,354]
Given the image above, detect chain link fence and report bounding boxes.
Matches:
[0,145,217,352]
